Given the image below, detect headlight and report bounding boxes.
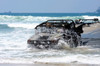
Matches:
[47,41,50,44]
[34,41,36,43]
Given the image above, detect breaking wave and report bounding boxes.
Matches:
[0,15,84,22]
[0,15,100,29]
[0,15,100,22]
[0,23,39,29]
[0,24,10,29]
[83,15,100,20]
[7,23,39,29]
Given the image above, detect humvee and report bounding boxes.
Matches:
[27,19,83,49]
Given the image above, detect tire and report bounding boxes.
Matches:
[69,37,75,48]
[69,35,78,48]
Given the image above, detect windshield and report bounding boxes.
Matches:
[35,27,64,34]
[47,20,73,24]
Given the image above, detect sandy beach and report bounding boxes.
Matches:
[0,63,100,66]
[83,23,100,33]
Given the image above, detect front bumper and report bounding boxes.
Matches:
[27,40,58,49]
[27,40,58,45]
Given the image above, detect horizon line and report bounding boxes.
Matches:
[0,12,97,13]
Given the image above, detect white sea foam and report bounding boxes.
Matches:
[83,15,100,20]
[0,15,84,22]
[0,58,34,64]
[0,15,99,29]
[0,49,100,64]
[0,15,100,22]
[32,54,100,64]
[7,23,39,29]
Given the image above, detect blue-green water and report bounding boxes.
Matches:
[0,13,100,64]
[0,13,100,16]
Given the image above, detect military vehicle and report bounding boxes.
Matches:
[27,19,83,49]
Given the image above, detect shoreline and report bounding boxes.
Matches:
[0,63,100,66]
[83,23,100,34]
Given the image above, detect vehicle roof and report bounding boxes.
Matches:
[35,19,74,29]
[47,19,73,21]
[80,18,99,21]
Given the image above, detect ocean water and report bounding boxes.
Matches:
[0,13,100,64]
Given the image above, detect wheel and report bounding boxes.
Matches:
[69,38,75,48]
[68,35,78,48]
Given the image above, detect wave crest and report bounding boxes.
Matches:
[8,23,39,29]
[0,15,100,29]
[83,15,100,20]
[0,15,84,22]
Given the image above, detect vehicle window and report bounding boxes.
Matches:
[47,21,62,23]
[67,21,73,23]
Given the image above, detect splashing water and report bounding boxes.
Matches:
[0,15,100,64]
